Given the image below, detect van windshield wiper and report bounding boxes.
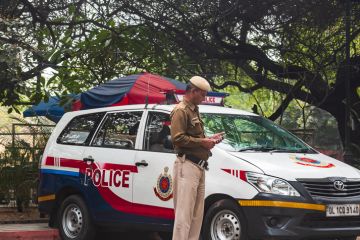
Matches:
[237,146,315,153]
[238,146,279,152]
[279,148,315,153]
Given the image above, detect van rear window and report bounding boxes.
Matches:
[57,113,104,145]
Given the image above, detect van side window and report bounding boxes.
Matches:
[57,113,104,145]
[144,112,174,153]
[92,111,142,149]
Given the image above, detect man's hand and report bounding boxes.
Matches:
[209,132,225,144]
[201,138,216,150]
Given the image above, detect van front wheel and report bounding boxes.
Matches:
[202,199,248,240]
[58,195,96,240]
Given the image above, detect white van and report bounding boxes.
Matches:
[38,104,360,240]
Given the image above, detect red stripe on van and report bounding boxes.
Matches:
[45,156,55,166]
[60,158,83,168]
[102,163,138,173]
[221,169,231,174]
[45,157,139,173]
[98,183,174,219]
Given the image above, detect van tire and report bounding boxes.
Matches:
[202,199,248,240]
[58,194,96,240]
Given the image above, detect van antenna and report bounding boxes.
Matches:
[145,74,149,109]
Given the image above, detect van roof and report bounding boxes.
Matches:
[64,104,258,118]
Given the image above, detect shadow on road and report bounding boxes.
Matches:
[96,230,166,240]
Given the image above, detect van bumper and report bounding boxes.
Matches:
[239,198,360,240]
[38,194,56,220]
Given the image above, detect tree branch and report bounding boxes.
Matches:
[212,81,262,93]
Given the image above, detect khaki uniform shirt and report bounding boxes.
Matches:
[170,99,210,161]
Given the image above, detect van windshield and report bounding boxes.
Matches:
[201,113,316,153]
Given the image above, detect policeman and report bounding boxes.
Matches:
[170,76,224,240]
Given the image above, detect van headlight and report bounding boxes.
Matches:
[244,172,300,197]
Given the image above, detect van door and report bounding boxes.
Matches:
[40,112,104,199]
[132,110,176,221]
[82,110,143,222]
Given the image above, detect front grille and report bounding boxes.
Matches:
[301,213,360,228]
[298,179,360,198]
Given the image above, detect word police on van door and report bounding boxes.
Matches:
[84,168,130,188]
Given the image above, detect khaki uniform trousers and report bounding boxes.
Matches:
[172,156,205,240]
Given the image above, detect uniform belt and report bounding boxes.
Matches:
[177,153,208,170]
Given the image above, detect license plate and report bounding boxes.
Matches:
[326,204,360,217]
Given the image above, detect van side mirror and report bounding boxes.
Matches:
[163,135,174,150]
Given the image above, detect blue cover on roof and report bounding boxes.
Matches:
[80,74,138,110]
[164,77,187,90]
[23,95,77,122]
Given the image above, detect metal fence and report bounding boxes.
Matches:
[0,123,55,208]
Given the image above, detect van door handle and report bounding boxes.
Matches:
[135,160,148,167]
[83,156,94,163]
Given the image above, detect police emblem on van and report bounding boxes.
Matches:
[154,167,173,201]
[290,155,335,168]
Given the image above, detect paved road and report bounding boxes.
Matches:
[0,223,168,240]
[0,223,359,240]
[96,231,165,240]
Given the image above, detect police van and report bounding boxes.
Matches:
[38,103,360,240]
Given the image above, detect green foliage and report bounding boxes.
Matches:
[0,145,35,211]
[0,44,23,106]
[0,117,51,211]
[305,108,342,149]
[0,0,359,157]
[225,88,284,118]
[225,94,341,151]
